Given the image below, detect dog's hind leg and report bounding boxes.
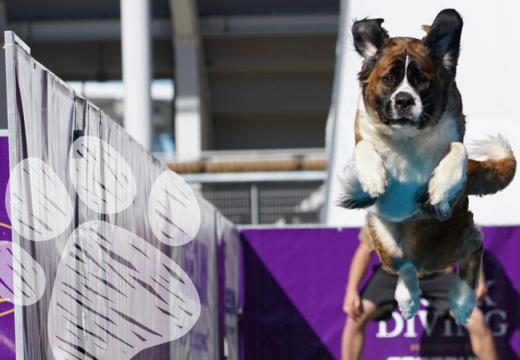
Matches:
[449,230,484,325]
[394,261,421,320]
[366,216,420,319]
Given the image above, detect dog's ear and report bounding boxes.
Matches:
[352,18,389,59]
[423,9,463,73]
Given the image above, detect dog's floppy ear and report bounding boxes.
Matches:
[423,9,463,73]
[352,18,389,59]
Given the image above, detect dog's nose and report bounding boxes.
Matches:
[394,92,415,110]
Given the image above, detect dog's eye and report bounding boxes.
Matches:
[382,76,394,84]
[418,77,429,87]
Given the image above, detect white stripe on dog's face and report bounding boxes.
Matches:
[390,56,423,120]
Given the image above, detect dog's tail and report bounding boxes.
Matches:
[337,162,377,209]
[466,135,516,196]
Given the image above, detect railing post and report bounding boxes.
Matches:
[250,184,259,225]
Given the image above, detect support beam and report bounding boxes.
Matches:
[169,0,212,158]
[120,0,153,150]
[6,15,338,43]
[181,171,327,183]
[201,14,339,37]
[0,2,7,129]
[174,43,202,157]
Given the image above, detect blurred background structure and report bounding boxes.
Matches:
[0,0,339,225]
[2,1,517,227]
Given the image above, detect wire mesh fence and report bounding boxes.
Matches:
[200,181,324,225]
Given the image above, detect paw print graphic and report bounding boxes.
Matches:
[4,135,202,360]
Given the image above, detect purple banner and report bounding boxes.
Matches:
[0,134,15,359]
[241,227,520,360]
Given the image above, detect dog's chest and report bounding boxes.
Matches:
[363,116,460,221]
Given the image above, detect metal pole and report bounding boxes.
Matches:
[4,31,26,360]
[0,2,7,130]
[120,0,153,150]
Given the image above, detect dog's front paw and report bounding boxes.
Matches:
[449,276,477,325]
[355,159,388,200]
[356,160,388,198]
[423,143,467,221]
[354,141,388,198]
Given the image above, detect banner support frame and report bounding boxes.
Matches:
[4,30,29,360]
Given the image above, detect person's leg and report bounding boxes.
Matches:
[463,306,498,360]
[421,270,497,360]
[342,299,386,360]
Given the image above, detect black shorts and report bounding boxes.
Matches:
[360,266,457,321]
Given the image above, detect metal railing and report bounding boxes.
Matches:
[187,173,325,225]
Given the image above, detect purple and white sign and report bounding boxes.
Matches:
[217,214,240,360]
[0,133,15,359]
[174,200,219,360]
[241,227,520,360]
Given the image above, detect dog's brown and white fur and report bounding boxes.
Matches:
[339,9,516,324]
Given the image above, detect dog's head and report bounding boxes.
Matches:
[353,9,463,129]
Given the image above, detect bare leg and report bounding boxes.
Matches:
[464,306,498,360]
[342,299,385,360]
[449,239,483,324]
[395,262,421,319]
